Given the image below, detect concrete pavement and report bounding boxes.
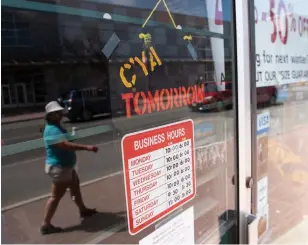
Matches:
[2,173,128,244]
[272,218,308,244]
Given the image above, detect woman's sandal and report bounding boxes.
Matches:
[40,224,63,235]
[80,208,98,218]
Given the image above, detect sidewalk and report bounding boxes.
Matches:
[272,218,308,244]
[1,112,45,124]
[2,173,128,244]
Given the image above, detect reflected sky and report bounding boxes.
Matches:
[84,0,232,20]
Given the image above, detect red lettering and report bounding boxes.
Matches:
[173,88,180,108]
[162,89,171,110]
[134,195,149,207]
[159,89,166,111]
[270,0,277,43]
[169,88,174,109]
[193,84,205,102]
[121,93,133,118]
[121,84,205,118]
[187,86,193,105]
[191,86,197,103]
[198,84,205,101]
[181,87,187,106]
[178,87,183,107]
[269,0,288,44]
[147,90,160,113]
[133,92,147,115]
[277,0,288,44]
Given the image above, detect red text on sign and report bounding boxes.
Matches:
[121,84,205,118]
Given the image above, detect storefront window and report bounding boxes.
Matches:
[1,0,240,244]
[252,0,308,243]
[2,83,12,106]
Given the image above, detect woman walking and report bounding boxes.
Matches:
[41,101,98,235]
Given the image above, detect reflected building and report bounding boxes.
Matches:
[1,0,232,115]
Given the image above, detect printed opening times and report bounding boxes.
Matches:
[164,139,191,155]
[129,154,191,188]
[130,150,192,190]
[126,136,194,231]
[165,148,191,165]
[122,120,196,234]
[166,177,193,207]
[165,160,192,183]
[131,177,193,220]
[131,178,193,222]
[128,139,192,170]
[165,156,191,175]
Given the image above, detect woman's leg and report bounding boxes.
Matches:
[69,170,86,211]
[69,170,97,217]
[42,181,68,228]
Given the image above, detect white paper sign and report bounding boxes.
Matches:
[139,207,194,245]
[255,0,308,87]
[257,176,268,212]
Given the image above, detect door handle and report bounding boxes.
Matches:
[231,176,254,188]
[246,177,254,188]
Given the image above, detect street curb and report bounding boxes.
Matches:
[1,115,45,125]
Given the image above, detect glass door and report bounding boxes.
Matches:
[105,0,242,244]
[1,0,250,244]
[250,0,308,243]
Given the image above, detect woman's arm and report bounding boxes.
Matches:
[44,125,98,152]
[55,141,98,152]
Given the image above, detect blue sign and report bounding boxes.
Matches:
[257,111,270,135]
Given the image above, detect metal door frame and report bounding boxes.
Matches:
[233,0,255,243]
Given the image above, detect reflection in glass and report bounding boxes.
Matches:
[1,0,237,243]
